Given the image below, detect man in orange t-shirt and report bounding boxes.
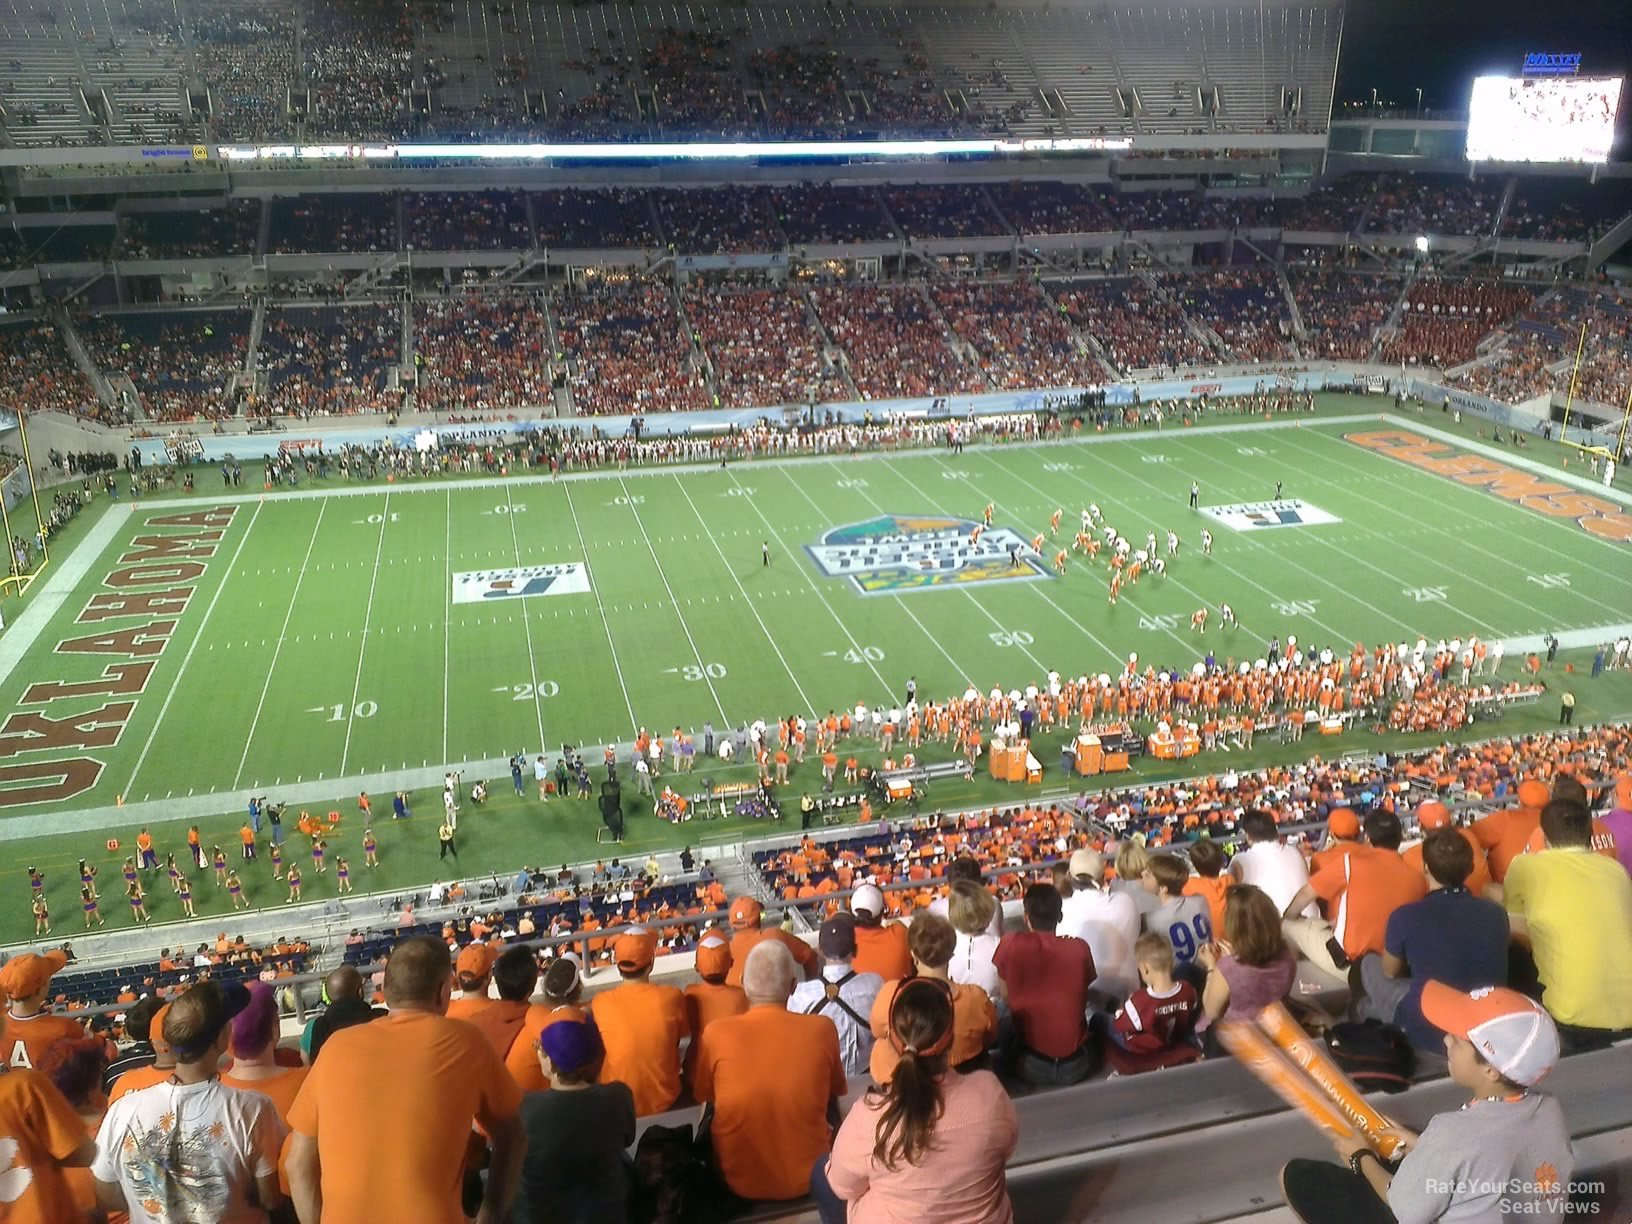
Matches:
[692,941,847,1202]
[2,951,88,1070]
[1472,779,1549,883]
[849,884,912,980]
[1402,801,1491,897]
[504,957,587,1093]
[449,944,536,1060]
[591,928,689,1116]
[286,936,524,1224]
[682,933,748,1087]
[1287,810,1427,964]
[1308,808,1364,875]
[108,1002,176,1101]
[724,897,816,987]
[0,1059,95,1224]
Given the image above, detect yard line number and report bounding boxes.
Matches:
[499,682,560,701]
[315,701,377,721]
[988,630,1034,648]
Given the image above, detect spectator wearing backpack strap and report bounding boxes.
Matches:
[791,914,884,1077]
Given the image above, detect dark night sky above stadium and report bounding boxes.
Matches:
[1335,0,1632,115]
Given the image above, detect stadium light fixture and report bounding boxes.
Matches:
[1414,235,1429,254]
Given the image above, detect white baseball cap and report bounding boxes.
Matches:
[1422,982,1560,1087]
[850,882,885,917]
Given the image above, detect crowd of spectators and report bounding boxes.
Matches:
[300,0,415,140]
[989,181,1110,236]
[883,185,1005,240]
[553,281,711,415]
[1274,174,1370,232]
[1164,267,1293,363]
[117,200,261,260]
[931,280,1107,389]
[1051,276,1213,373]
[1380,277,1533,370]
[1288,267,1401,361]
[1502,180,1632,244]
[653,186,783,254]
[194,1,296,141]
[771,184,897,246]
[405,191,531,251]
[254,304,403,416]
[413,294,552,410]
[1099,190,1276,233]
[1363,173,1502,238]
[531,188,657,249]
[643,27,756,137]
[810,284,986,400]
[683,287,849,409]
[0,318,103,421]
[76,309,251,422]
[269,193,399,255]
[745,43,853,138]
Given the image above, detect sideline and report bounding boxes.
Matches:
[0,501,132,686]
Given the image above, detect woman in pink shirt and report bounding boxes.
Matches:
[813,978,1018,1224]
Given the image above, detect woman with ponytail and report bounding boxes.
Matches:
[812,977,1018,1224]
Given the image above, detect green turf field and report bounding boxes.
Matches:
[3,403,1632,945]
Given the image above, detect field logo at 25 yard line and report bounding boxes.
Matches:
[806,514,1048,594]
[452,564,592,604]
[1200,500,1341,532]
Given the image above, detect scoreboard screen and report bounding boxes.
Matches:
[1465,75,1622,163]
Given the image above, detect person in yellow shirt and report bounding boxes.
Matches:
[1504,797,1632,1047]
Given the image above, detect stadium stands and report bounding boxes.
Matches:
[76,308,251,421]
[1288,267,1400,361]
[0,317,105,421]
[405,191,532,251]
[1051,277,1213,373]
[552,282,711,416]
[530,188,657,250]
[931,280,1108,388]
[117,201,262,260]
[413,295,552,410]
[652,187,782,254]
[810,285,987,400]
[682,287,849,409]
[1164,267,1294,363]
[269,193,399,255]
[1380,277,1534,370]
[254,304,403,416]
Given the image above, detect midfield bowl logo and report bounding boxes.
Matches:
[806,514,1048,595]
[452,564,591,604]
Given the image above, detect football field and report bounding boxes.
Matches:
[3,404,1632,943]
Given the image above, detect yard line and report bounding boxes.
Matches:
[1160,435,1504,636]
[1284,428,1632,612]
[504,485,548,753]
[561,486,636,737]
[562,481,638,735]
[616,476,729,723]
[899,452,1198,661]
[671,475,817,714]
[754,464,940,695]
[442,489,452,765]
[122,499,264,798]
[1054,438,1406,642]
[885,455,1129,662]
[340,492,390,774]
[232,500,329,789]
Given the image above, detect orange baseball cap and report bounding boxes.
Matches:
[1327,808,1360,839]
[614,927,657,972]
[455,944,495,980]
[729,897,763,929]
[0,949,67,999]
[1416,801,1452,830]
[695,933,732,980]
[1421,982,1559,1086]
[149,1002,173,1055]
[1517,779,1550,809]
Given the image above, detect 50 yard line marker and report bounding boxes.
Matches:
[340,491,389,775]
[232,499,328,789]
[122,499,264,798]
